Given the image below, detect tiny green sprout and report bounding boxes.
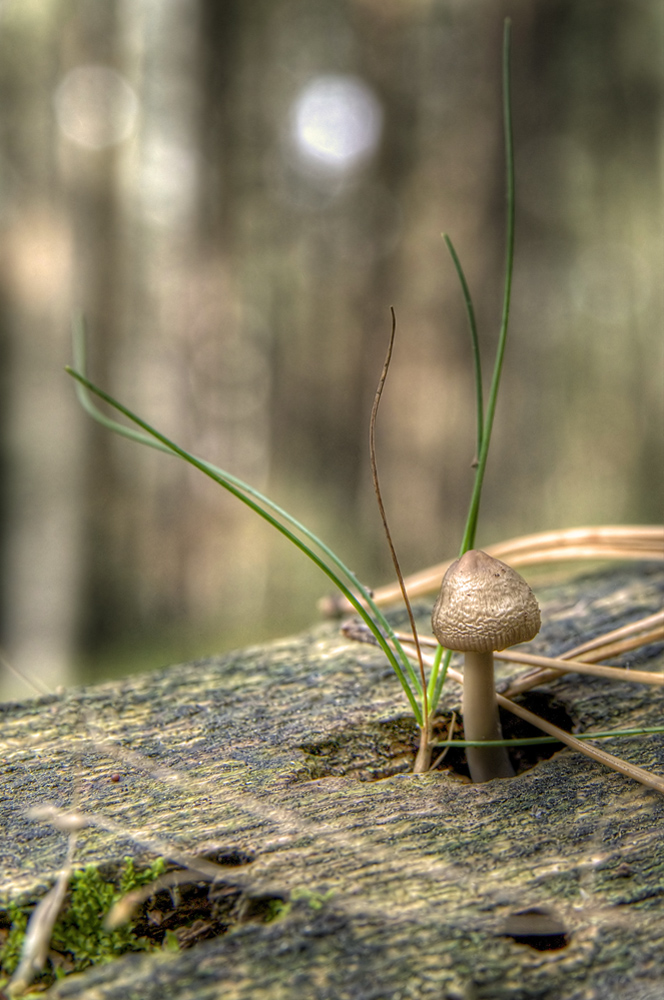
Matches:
[162,929,181,952]
[263,898,290,922]
[67,20,518,778]
[266,887,335,923]
[290,887,335,911]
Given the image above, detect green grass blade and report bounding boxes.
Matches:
[428,645,451,713]
[70,319,423,701]
[66,365,424,722]
[435,725,664,749]
[458,18,515,557]
[71,315,174,458]
[442,234,483,459]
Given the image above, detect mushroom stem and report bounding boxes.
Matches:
[462,650,515,782]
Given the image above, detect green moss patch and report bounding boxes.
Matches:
[0,858,167,992]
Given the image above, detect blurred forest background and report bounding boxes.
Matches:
[0,0,661,698]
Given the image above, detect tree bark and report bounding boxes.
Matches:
[2,561,664,999]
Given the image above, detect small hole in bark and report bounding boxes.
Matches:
[501,906,570,951]
[135,880,238,948]
[131,847,260,949]
[131,882,288,950]
[437,692,574,779]
[297,693,574,780]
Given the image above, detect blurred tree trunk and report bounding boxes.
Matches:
[0,1,83,698]
[0,1,660,694]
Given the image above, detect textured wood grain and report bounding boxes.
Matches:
[2,562,664,1000]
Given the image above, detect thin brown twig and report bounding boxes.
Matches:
[504,616,664,697]
[486,524,663,554]
[493,692,664,796]
[369,308,429,768]
[429,711,457,771]
[388,531,664,605]
[8,831,77,994]
[567,610,664,657]
[495,644,664,686]
[394,629,664,689]
[320,525,663,614]
[413,652,664,795]
[584,627,664,660]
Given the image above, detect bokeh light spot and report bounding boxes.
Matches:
[291,74,383,174]
[53,65,138,150]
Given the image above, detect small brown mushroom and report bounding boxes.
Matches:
[432,549,541,783]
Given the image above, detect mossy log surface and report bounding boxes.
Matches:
[2,562,664,1000]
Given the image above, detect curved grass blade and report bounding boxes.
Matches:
[66,365,423,721]
[71,318,423,698]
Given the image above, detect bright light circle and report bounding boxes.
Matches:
[291,75,383,173]
[53,65,138,150]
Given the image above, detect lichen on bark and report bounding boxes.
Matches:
[1,562,663,999]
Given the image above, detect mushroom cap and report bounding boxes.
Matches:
[431,549,541,652]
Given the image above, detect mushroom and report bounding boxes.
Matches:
[431,549,541,783]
